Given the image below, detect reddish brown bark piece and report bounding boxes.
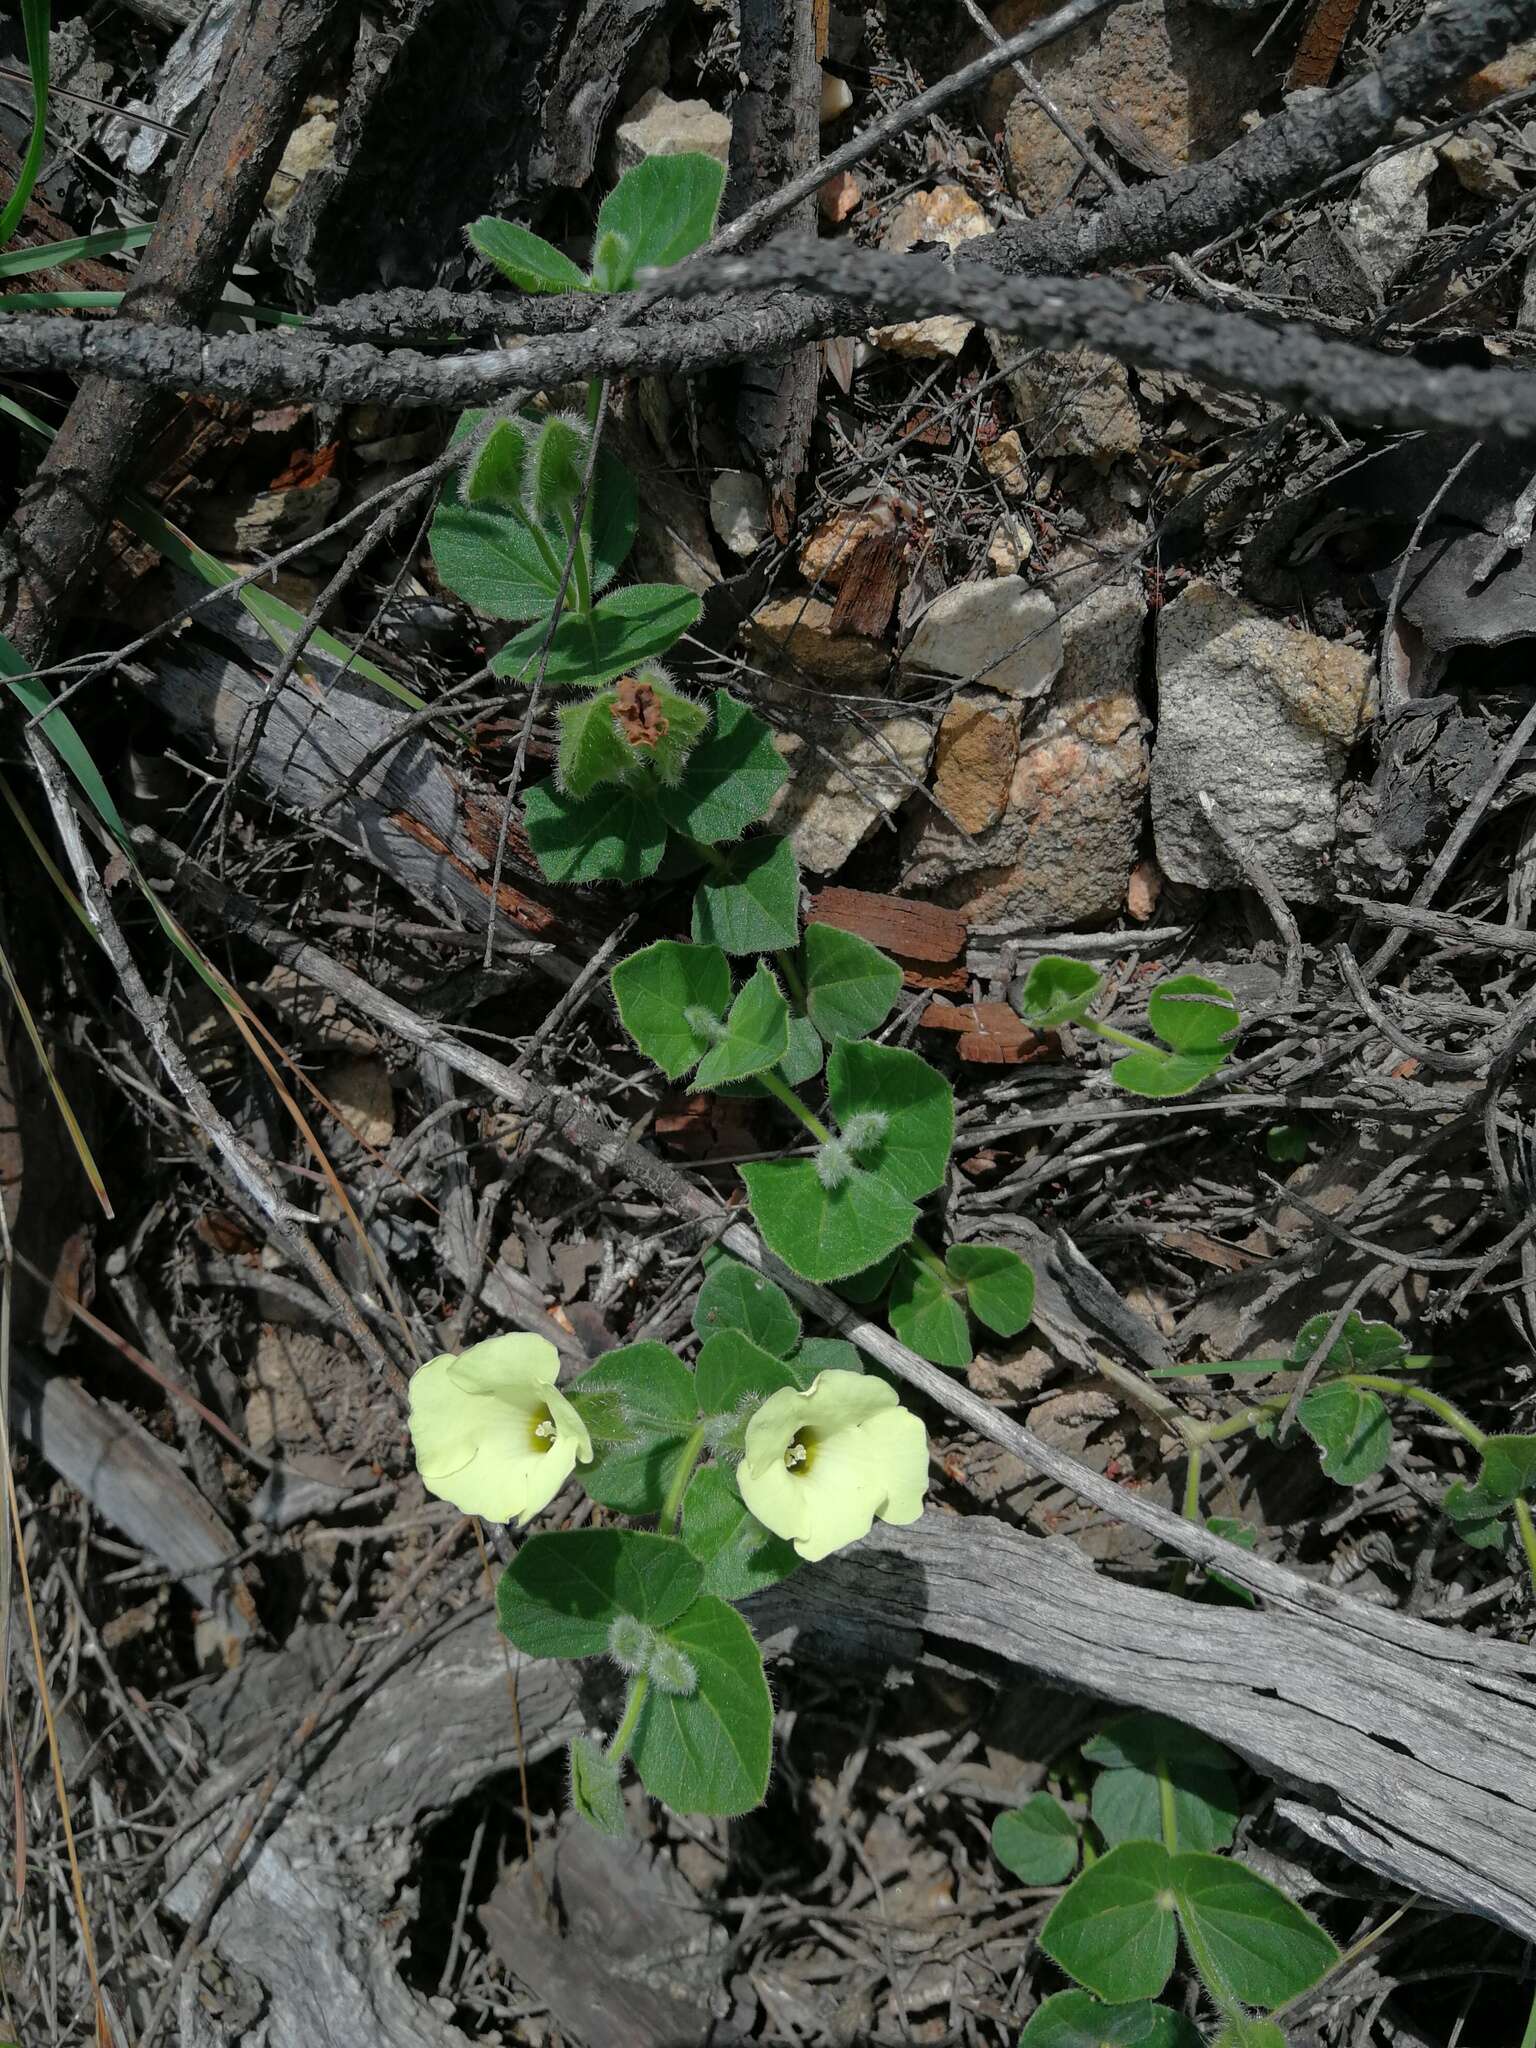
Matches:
[1288,0,1365,90]
[920,1001,1059,1065]
[828,534,904,640]
[809,888,967,963]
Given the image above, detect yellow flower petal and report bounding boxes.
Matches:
[738,1370,928,1563]
[408,1334,591,1525]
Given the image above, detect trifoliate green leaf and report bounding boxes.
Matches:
[695,1328,800,1421]
[1288,1311,1407,1376]
[1111,1048,1227,1099]
[1019,1991,1203,2048]
[947,1243,1035,1337]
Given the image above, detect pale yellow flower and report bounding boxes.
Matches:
[408,1334,591,1523]
[738,1370,928,1563]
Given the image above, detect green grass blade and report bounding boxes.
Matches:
[0,927,112,1216]
[0,629,133,850]
[0,224,152,276]
[0,0,52,251]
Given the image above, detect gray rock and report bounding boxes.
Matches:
[709,470,771,558]
[901,577,1063,700]
[772,718,932,876]
[1152,580,1373,904]
[614,88,731,172]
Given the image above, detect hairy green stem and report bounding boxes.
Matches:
[909,1237,953,1286]
[563,512,592,614]
[1169,1440,1204,1598]
[774,948,807,1004]
[1345,1372,1487,1451]
[660,1424,708,1535]
[605,1673,649,1766]
[1513,1499,1536,1605]
[756,1066,831,1144]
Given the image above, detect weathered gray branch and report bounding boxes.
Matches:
[9,250,1536,443]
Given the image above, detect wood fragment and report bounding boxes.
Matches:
[1288,0,1366,90]
[920,999,1058,1064]
[828,533,905,639]
[809,887,967,962]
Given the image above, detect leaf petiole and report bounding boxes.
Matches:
[659,1424,708,1534]
[756,1065,832,1144]
[605,1673,650,1767]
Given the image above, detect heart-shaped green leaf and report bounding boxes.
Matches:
[1082,1716,1234,1776]
[1147,974,1241,1055]
[1040,1840,1178,2004]
[1169,1851,1337,2010]
[1019,1992,1203,2048]
[692,1256,800,1357]
[788,1336,863,1380]
[1017,956,1103,1029]
[888,1249,971,1368]
[1111,1048,1227,1099]
[523,778,667,884]
[991,1793,1080,1885]
[1478,1433,1536,1506]
[681,1464,799,1600]
[695,963,790,1089]
[558,690,629,796]
[594,152,726,285]
[827,1038,954,1200]
[565,1342,701,1514]
[630,1593,772,1815]
[497,1528,702,1659]
[612,939,730,1079]
[695,1328,800,1419]
[1288,1310,1407,1375]
[1297,1381,1392,1485]
[1443,1477,1508,1547]
[801,922,903,1044]
[835,1246,901,1304]
[493,583,701,691]
[469,217,589,295]
[947,1243,1035,1337]
[692,834,801,954]
[1092,1762,1238,1855]
[656,690,788,843]
[741,1157,917,1283]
